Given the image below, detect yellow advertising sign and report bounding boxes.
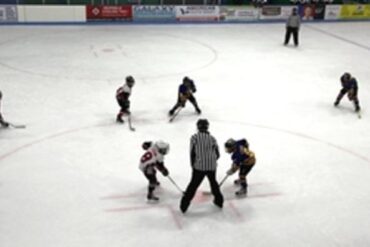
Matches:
[340,5,370,19]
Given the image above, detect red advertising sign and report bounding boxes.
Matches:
[86,5,132,20]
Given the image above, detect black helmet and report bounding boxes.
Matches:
[225,138,236,150]
[126,76,135,87]
[341,73,351,82]
[197,119,209,132]
[183,76,190,83]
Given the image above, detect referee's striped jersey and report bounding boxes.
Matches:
[190,131,220,171]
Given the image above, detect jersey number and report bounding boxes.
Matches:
[141,152,153,163]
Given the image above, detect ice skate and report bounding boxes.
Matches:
[147,193,159,202]
[235,187,247,197]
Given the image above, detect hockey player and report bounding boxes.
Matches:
[116,76,135,123]
[168,76,201,117]
[334,73,361,112]
[225,138,256,197]
[139,140,170,202]
[0,91,9,128]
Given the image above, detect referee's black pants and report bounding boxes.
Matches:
[180,169,224,213]
[284,27,299,46]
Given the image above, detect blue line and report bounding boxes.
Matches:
[306,24,370,51]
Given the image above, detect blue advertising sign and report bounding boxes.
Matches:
[133,5,176,22]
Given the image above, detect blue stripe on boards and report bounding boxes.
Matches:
[1,19,370,26]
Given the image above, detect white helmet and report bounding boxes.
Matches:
[155,140,170,155]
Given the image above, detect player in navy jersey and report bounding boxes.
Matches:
[168,77,201,116]
[334,73,361,112]
[225,138,256,196]
[116,76,135,123]
[0,91,9,128]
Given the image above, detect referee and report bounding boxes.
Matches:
[180,119,224,213]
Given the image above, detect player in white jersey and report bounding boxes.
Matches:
[139,141,170,201]
[116,76,135,123]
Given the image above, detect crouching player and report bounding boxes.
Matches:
[225,138,256,197]
[0,91,9,128]
[139,141,170,202]
[169,76,201,117]
[334,72,361,113]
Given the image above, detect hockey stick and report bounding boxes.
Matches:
[8,123,26,129]
[167,175,184,195]
[169,107,182,123]
[202,174,229,195]
[219,174,229,187]
[127,114,135,131]
[0,96,25,129]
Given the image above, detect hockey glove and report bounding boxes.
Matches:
[0,117,9,127]
[0,121,9,128]
[142,141,153,150]
[122,100,130,108]
[156,162,169,176]
[161,168,169,177]
[226,167,237,175]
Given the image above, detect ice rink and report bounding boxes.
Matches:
[1,22,370,247]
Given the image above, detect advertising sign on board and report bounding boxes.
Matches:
[340,5,370,19]
[298,4,325,20]
[133,5,176,22]
[0,5,17,22]
[324,5,341,20]
[176,6,219,22]
[260,6,294,20]
[219,6,259,22]
[86,5,132,21]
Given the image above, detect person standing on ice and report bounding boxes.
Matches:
[180,119,223,213]
[284,8,301,47]
[116,76,135,124]
[0,91,9,128]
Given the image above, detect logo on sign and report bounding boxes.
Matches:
[92,7,100,16]
[179,8,189,15]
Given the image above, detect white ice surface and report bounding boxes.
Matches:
[0,22,370,247]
